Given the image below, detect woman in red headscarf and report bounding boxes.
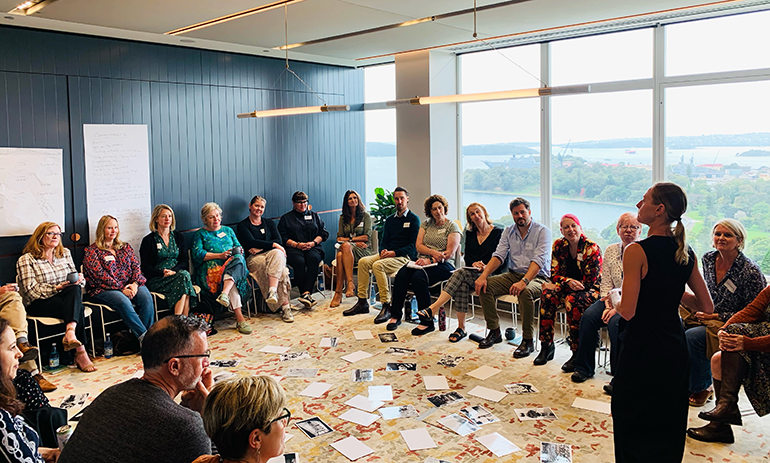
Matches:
[534,214,602,371]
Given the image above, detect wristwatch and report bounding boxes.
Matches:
[521,277,530,285]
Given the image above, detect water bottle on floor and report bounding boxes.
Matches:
[104,334,114,359]
[49,345,59,369]
[410,296,418,320]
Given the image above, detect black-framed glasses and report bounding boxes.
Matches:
[293,200,308,204]
[45,232,64,237]
[163,349,211,363]
[269,408,291,427]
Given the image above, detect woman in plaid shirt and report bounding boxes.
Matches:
[17,222,96,372]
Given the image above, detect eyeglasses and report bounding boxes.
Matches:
[620,225,640,231]
[293,200,308,204]
[268,408,291,427]
[45,232,63,237]
[163,349,211,363]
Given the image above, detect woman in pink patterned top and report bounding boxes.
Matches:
[83,215,154,342]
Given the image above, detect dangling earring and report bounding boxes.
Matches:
[255,447,261,463]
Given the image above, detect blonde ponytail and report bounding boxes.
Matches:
[672,218,688,265]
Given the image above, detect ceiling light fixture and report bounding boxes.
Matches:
[381,85,590,108]
[167,0,307,36]
[238,104,350,118]
[237,4,350,119]
[9,0,57,15]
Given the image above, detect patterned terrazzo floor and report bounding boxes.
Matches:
[43,294,770,462]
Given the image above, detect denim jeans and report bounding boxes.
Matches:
[574,299,621,377]
[685,325,712,393]
[91,286,154,338]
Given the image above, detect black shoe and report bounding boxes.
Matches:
[298,293,316,309]
[478,328,502,349]
[533,342,555,366]
[513,338,534,358]
[571,371,592,383]
[686,422,734,444]
[411,323,435,336]
[603,383,613,395]
[373,303,391,324]
[561,351,577,372]
[386,320,401,331]
[344,299,370,316]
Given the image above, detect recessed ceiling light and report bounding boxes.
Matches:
[180,39,195,43]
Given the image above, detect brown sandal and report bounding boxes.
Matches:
[689,389,714,407]
[75,351,97,373]
[62,328,82,351]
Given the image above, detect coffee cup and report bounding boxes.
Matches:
[66,272,79,284]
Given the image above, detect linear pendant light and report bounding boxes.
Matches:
[384,84,590,107]
[237,104,350,118]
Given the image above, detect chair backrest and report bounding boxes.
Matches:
[371,229,379,255]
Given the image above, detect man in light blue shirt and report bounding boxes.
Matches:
[474,197,551,356]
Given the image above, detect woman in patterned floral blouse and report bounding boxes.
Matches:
[536,214,602,371]
[83,215,154,342]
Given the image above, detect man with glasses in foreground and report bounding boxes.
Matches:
[60,315,213,463]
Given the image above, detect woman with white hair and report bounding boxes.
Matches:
[192,202,252,335]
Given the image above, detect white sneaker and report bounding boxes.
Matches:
[282,306,294,323]
[266,288,279,305]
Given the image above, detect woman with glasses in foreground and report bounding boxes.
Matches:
[195,376,289,463]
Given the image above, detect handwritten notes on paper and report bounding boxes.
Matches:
[0,148,64,236]
[83,125,151,252]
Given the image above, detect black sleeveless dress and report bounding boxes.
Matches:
[612,236,695,463]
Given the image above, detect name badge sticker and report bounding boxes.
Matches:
[260,228,265,234]
[104,255,115,262]
[403,223,410,228]
[156,243,162,250]
[524,243,533,250]
[304,215,312,221]
[357,222,364,228]
[724,279,737,293]
[217,232,226,238]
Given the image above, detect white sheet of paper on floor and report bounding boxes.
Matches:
[504,382,539,394]
[468,386,507,403]
[424,458,456,463]
[263,375,284,382]
[438,413,481,437]
[476,432,521,457]
[131,369,144,379]
[285,368,318,378]
[265,453,297,463]
[514,407,558,421]
[354,330,374,340]
[284,433,294,443]
[379,405,419,419]
[423,375,449,390]
[341,351,373,363]
[299,382,333,398]
[319,337,338,347]
[571,397,611,415]
[260,345,291,354]
[368,385,393,401]
[340,408,380,426]
[466,365,502,380]
[330,436,374,461]
[345,395,385,413]
[541,442,573,463]
[400,428,437,451]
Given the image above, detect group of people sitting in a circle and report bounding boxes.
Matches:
[0,182,767,463]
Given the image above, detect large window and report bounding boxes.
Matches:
[364,64,396,206]
[551,90,652,248]
[461,45,541,226]
[666,10,770,76]
[666,80,770,267]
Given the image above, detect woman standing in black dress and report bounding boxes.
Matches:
[613,183,713,463]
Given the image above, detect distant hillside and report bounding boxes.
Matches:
[565,133,770,149]
[737,149,770,157]
[366,142,537,157]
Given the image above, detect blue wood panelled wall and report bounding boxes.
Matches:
[0,25,364,281]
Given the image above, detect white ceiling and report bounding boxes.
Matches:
[1,0,767,67]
